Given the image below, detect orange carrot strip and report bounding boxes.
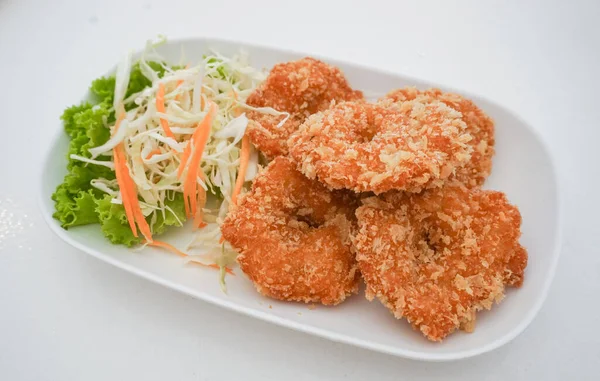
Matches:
[127,188,152,242]
[132,199,152,242]
[183,160,196,218]
[179,143,193,219]
[188,259,234,275]
[196,262,232,273]
[113,110,126,134]
[177,142,192,179]
[231,90,241,117]
[143,240,188,258]
[116,143,152,242]
[174,64,190,101]
[111,107,152,241]
[180,102,216,211]
[184,103,217,218]
[183,174,191,218]
[193,173,207,228]
[143,240,234,274]
[231,135,251,206]
[145,148,162,160]
[156,83,176,139]
[111,111,137,237]
[114,145,137,236]
[184,166,198,218]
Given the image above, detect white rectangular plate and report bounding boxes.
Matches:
[39,38,561,361]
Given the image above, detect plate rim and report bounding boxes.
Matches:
[37,36,563,361]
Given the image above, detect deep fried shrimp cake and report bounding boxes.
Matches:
[353,186,527,341]
[221,156,360,305]
[380,87,495,187]
[245,57,363,158]
[288,101,473,194]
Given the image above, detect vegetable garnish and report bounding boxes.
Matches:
[143,240,234,274]
[182,102,217,223]
[145,148,163,160]
[155,83,176,139]
[113,144,137,236]
[231,135,251,206]
[174,64,190,102]
[52,37,274,287]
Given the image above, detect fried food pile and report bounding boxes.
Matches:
[221,57,527,341]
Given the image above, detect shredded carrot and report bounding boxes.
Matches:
[230,89,242,117]
[144,239,188,257]
[113,109,126,134]
[184,163,199,219]
[177,100,215,180]
[156,83,176,139]
[183,103,217,218]
[174,64,190,101]
[111,111,138,236]
[188,258,235,275]
[143,240,234,274]
[209,263,235,275]
[113,146,137,236]
[200,92,206,110]
[177,142,192,179]
[111,108,153,242]
[131,196,152,242]
[183,161,191,218]
[194,173,208,228]
[145,148,162,160]
[231,135,251,206]
[117,145,152,242]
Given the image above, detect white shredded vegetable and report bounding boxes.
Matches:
[70,154,116,169]
[89,120,130,158]
[113,50,133,112]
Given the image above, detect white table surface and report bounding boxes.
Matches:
[1,0,599,379]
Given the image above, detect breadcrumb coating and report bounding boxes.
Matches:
[221,157,360,305]
[288,101,473,194]
[246,57,363,158]
[353,185,527,341]
[379,87,495,187]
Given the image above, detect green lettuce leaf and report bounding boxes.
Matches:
[52,188,101,228]
[90,76,116,104]
[67,103,112,160]
[61,165,114,195]
[94,195,140,246]
[152,192,187,235]
[93,192,187,246]
[62,103,93,139]
[205,57,228,79]
[127,61,169,97]
[54,100,115,230]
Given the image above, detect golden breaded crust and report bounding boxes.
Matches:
[353,185,527,341]
[220,157,360,305]
[288,101,474,194]
[379,87,495,187]
[246,57,363,158]
[505,245,528,287]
